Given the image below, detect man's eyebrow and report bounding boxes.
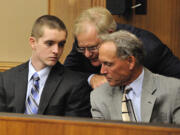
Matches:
[78,43,99,48]
[59,40,66,43]
[44,40,54,43]
[58,40,66,47]
[44,40,66,43]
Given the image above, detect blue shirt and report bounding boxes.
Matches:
[126,69,144,122]
[26,60,52,105]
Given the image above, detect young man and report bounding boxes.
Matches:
[91,30,180,124]
[64,7,180,89]
[0,15,91,117]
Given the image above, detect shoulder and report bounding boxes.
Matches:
[117,23,162,44]
[152,73,180,108]
[91,83,114,98]
[146,68,180,95]
[117,23,155,35]
[154,73,180,88]
[2,62,28,77]
[0,62,28,87]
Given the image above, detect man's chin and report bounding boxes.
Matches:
[107,79,120,87]
[90,60,101,67]
[108,82,118,87]
[47,60,58,66]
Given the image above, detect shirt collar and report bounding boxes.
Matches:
[28,59,52,81]
[126,68,144,97]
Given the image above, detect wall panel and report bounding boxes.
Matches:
[49,0,92,62]
[113,0,180,58]
[0,0,48,62]
[0,0,48,71]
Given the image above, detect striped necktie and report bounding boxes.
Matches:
[121,86,132,121]
[25,72,40,114]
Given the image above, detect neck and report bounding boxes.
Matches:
[124,65,143,86]
[31,57,46,72]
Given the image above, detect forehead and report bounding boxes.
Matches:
[99,41,117,61]
[40,26,67,41]
[77,24,99,47]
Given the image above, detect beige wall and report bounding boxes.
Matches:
[0,0,48,62]
[49,0,92,63]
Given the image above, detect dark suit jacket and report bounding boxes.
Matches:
[64,24,180,78]
[0,62,91,117]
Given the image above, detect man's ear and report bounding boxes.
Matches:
[29,36,36,49]
[127,56,136,70]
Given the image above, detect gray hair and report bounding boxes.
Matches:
[100,30,145,65]
[74,7,117,36]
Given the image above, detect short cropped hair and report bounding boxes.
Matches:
[31,15,67,39]
[74,7,117,36]
[100,30,145,65]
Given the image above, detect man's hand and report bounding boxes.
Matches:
[90,74,107,89]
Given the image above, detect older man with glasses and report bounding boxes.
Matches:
[64,7,180,89]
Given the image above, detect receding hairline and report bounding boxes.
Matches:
[73,7,117,37]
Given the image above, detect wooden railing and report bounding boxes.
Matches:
[0,113,179,135]
[0,62,22,72]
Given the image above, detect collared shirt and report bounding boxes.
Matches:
[88,74,94,85]
[126,68,144,122]
[26,60,52,105]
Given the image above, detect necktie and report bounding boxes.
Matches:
[121,86,132,121]
[25,72,40,114]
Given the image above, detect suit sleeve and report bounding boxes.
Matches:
[173,86,180,124]
[140,31,180,79]
[90,91,105,119]
[0,73,7,112]
[64,78,92,117]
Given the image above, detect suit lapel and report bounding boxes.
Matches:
[14,62,29,113]
[111,86,123,120]
[38,62,64,114]
[141,68,157,122]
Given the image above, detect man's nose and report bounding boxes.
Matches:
[84,48,92,58]
[52,44,59,54]
[100,64,107,74]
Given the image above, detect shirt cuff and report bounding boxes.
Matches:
[87,74,95,86]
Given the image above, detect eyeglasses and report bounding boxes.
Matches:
[76,44,100,53]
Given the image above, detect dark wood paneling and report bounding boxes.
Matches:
[113,0,180,58]
[91,0,105,7]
